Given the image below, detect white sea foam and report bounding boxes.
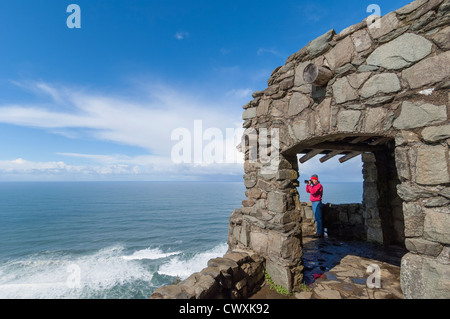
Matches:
[0,245,155,299]
[158,242,228,279]
[122,248,181,260]
[0,243,229,298]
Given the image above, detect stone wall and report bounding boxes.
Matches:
[302,202,366,240]
[322,203,366,240]
[151,250,265,299]
[230,0,450,298]
[362,151,405,245]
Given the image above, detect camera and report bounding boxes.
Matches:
[304,180,311,184]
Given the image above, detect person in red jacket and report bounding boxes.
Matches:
[306,174,324,238]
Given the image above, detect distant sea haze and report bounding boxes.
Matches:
[0,181,362,298]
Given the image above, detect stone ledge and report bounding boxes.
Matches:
[150,250,266,299]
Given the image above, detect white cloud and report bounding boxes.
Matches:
[0,154,244,181]
[257,47,283,57]
[226,88,252,99]
[2,81,244,155]
[174,31,189,40]
[0,81,247,180]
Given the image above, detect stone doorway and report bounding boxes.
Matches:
[294,135,405,246]
[292,134,408,296]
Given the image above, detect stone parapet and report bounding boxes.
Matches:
[150,250,265,299]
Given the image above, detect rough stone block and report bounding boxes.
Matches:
[265,259,292,292]
[397,183,435,202]
[423,196,450,208]
[421,124,450,143]
[401,252,450,299]
[249,231,268,255]
[281,236,302,261]
[267,191,286,213]
[394,147,411,180]
[405,238,444,256]
[316,97,332,132]
[351,28,373,53]
[336,21,366,40]
[403,201,424,237]
[264,85,279,97]
[406,0,444,21]
[402,51,450,89]
[396,0,428,15]
[307,29,335,57]
[424,206,450,245]
[416,145,450,185]
[359,73,401,98]
[256,99,270,117]
[367,226,384,244]
[368,12,399,39]
[347,72,372,89]
[337,110,361,132]
[324,35,355,69]
[239,223,249,246]
[267,230,283,256]
[332,77,358,104]
[291,121,308,142]
[432,25,450,50]
[207,258,239,276]
[393,101,447,130]
[276,169,298,181]
[242,107,257,120]
[288,92,311,116]
[366,33,432,70]
[364,107,388,133]
[395,131,420,146]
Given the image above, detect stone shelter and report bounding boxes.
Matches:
[151,0,450,299]
[229,0,450,298]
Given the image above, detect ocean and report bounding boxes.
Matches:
[0,181,362,299]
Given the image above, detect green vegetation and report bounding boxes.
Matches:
[264,271,292,296]
[299,282,311,292]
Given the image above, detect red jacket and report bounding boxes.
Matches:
[306,183,323,202]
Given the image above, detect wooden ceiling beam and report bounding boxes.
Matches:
[307,142,385,153]
[299,149,325,163]
[319,150,342,163]
[339,152,362,163]
[349,136,373,144]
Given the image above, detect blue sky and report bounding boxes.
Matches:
[0,0,411,181]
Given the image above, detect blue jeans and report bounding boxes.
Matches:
[312,201,323,235]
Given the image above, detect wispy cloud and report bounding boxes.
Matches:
[220,48,232,55]
[257,47,284,57]
[0,157,137,176]
[0,81,246,180]
[226,88,252,99]
[3,81,243,154]
[174,31,189,40]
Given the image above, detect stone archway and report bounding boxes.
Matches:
[229,0,449,298]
